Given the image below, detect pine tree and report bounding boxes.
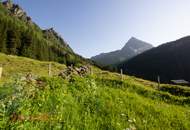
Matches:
[19,30,32,56]
[0,24,7,53]
[6,29,18,54]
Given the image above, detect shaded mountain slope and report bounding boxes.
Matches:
[118,36,190,83]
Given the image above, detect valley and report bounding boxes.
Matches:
[0,1,190,130]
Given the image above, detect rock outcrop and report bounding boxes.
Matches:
[59,65,90,78]
[43,28,73,52]
[2,1,32,24]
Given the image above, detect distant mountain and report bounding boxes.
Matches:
[0,1,88,66]
[91,37,153,67]
[118,36,190,83]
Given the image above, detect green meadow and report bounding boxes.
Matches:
[0,53,190,129]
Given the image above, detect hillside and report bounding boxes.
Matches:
[0,53,190,129]
[0,53,66,83]
[0,1,88,66]
[91,37,153,67]
[118,36,190,83]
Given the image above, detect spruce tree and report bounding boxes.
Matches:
[0,24,7,53]
[6,29,18,54]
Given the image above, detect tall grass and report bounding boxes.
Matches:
[0,74,190,130]
[0,53,190,129]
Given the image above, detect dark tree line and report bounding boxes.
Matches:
[0,4,87,66]
[117,36,190,83]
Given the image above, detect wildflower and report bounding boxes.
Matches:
[121,113,125,116]
[8,100,12,105]
[38,103,42,107]
[128,118,136,123]
[123,128,130,130]
[128,119,133,123]
[1,103,5,108]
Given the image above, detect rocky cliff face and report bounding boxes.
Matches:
[2,1,32,24]
[1,1,73,53]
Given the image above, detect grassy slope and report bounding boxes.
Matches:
[0,53,190,129]
[0,53,66,83]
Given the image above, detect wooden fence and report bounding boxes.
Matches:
[0,67,2,78]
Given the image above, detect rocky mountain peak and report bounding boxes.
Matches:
[91,37,153,67]
[122,37,153,51]
[2,0,32,24]
[129,37,138,41]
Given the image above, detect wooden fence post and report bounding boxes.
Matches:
[120,69,123,81]
[157,75,160,90]
[48,63,52,76]
[0,67,2,79]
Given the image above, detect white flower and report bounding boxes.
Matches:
[123,128,130,130]
[1,103,5,108]
[128,119,133,123]
[121,113,125,116]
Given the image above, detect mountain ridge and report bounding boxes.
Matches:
[118,35,190,83]
[0,1,89,66]
[91,37,153,67]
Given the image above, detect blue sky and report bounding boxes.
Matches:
[12,0,190,58]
